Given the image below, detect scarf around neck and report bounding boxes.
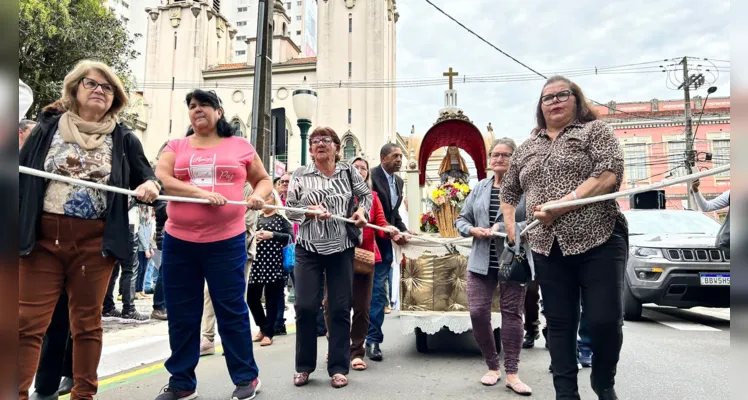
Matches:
[58,111,117,150]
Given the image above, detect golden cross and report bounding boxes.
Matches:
[443,67,459,90]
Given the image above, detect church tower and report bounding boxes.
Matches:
[315,0,399,161]
[142,0,237,157]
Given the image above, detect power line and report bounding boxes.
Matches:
[421,0,706,123]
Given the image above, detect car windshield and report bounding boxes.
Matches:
[624,210,722,236]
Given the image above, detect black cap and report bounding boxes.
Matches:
[185,89,223,109]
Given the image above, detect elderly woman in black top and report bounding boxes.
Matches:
[501,76,627,400]
[286,126,372,389]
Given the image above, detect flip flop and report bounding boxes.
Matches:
[331,374,348,388]
[351,358,367,371]
[480,372,502,386]
[506,381,532,396]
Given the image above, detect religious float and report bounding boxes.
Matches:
[396,68,501,353]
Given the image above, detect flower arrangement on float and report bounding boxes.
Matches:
[426,178,471,238]
[419,211,439,233]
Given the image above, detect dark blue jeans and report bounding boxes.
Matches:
[388,266,394,307]
[366,261,391,345]
[162,232,258,391]
[153,263,166,312]
[136,251,148,293]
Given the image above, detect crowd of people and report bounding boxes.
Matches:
[21,57,702,400]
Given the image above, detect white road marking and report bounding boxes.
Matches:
[645,310,721,331]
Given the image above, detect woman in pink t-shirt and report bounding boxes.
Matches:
[154,89,272,400]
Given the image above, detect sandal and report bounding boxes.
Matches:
[331,374,348,388]
[505,380,532,396]
[260,336,273,346]
[293,372,310,387]
[351,358,367,371]
[252,332,264,343]
[480,371,502,386]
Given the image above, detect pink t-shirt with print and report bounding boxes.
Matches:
[163,136,256,243]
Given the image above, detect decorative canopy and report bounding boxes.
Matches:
[417,118,487,186]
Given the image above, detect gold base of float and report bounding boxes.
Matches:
[400,251,501,313]
[435,204,460,238]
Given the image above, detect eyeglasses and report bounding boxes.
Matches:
[279,180,290,185]
[80,77,114,96]
[541,90,574,105]
[311,137,333,145]
[490,152,513,160]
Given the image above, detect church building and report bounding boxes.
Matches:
[141,0,399,171]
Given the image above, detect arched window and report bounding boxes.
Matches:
[342,135,357,160]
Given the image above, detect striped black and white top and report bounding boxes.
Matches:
[488,187,501,268]
[286,162,373,255]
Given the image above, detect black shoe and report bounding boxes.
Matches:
[102,308,123,322]
[593,387,619,400]
[58,377,74,396]
[541,326,549,349]
[120,309,150,324]
[232,378,260,400]
[366,343,383,361]
[154,386,197,400]
[275,324,287,336]
[30,392,59,400]
[522,331,539,349]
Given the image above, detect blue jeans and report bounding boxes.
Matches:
[136,251,148,293]
[388,266,394,307]
[366,261,390,345]
[275,279,286,330]
[162,232,258,391]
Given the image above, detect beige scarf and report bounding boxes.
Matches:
[58,111,117,150]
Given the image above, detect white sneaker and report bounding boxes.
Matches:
[200,336,215,356]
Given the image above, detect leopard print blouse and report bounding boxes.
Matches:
[500,119,627,256]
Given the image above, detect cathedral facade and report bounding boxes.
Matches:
[140,0,398,172]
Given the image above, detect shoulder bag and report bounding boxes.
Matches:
[282,238,296,274]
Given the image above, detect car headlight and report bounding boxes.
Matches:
[632,247,663,258]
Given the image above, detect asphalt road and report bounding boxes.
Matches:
[96,306,729,400]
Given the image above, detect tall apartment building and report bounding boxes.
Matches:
[224,0,315,62]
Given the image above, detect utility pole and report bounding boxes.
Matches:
[250,0,273,168]
[678,57,703,210]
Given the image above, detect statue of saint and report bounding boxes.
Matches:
[438,145,469,184]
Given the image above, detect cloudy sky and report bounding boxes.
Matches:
[395,0,731,144]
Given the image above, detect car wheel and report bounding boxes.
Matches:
[415,328,428,353]
[623,278,643,321]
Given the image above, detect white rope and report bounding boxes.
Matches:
[519,164,730,236]
[19,166,445,245]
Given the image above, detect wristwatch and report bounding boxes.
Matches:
[149,178,163,192]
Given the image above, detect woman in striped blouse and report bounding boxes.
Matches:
[286,126,372,389]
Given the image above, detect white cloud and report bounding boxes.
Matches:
[395,0,731,143]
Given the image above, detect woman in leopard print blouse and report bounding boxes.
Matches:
[500,75,628,400]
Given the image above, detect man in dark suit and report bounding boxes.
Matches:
[366,143,410,361]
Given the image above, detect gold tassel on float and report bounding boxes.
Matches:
[436,203,459,238]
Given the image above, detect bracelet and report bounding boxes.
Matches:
[571,190,578,200]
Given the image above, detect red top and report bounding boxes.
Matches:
[361,191,389,262]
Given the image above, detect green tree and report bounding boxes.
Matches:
[19,0,140,118]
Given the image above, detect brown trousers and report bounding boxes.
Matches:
[324,270,374,360]
[19,214,116,400]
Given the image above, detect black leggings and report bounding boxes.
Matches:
[533,221,628,400]
[246,280,286,338]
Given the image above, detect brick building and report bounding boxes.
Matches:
[593,96,730,220]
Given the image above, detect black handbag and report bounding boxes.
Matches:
[344,167,363,246]
[497,230,532,284]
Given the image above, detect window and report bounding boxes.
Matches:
[122,1,129,8]
[286,2,291,9]
[237,35,246,41]
[343,136,357,160]
[667,141,688,178]
[296,16,302,21]
[348,109,352,124]
[623,143,648,182]
[349,15,352,32]
[297,1,302,5]
[296,30,301,35]
[238,6,247,12]
[237,21,247,26]
[712,139,730,177]
[236,50,246,55]
[348,62,352,78]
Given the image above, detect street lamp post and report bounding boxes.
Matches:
[292,76,318,166]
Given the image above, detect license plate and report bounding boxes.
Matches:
[699,273,730,286]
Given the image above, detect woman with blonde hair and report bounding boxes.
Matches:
[19,60,160,400]
[247,189,294,347]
